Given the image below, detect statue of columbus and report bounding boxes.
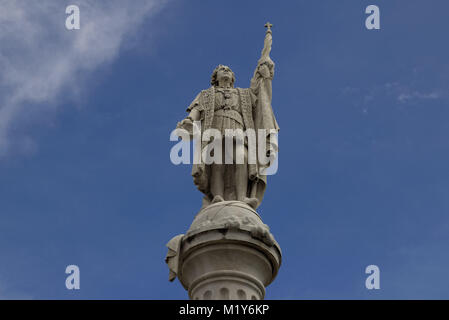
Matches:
[176,23,279,210]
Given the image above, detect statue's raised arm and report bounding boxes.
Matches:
[250,22,279,154]
[250,22,275,95]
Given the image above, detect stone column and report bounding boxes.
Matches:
[166,201,281,300]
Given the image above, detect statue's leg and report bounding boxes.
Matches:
[235,142,248,201]
[234,141,258,209]
[210,140,225,202]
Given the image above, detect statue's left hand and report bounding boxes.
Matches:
[258,64,270,78]
[258,59,274,78]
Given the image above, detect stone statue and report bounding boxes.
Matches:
[176,22,279,210]
[166,24,282,300]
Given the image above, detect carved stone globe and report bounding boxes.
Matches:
[177,201,282,300]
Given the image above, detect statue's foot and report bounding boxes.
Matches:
[243,197,259,209]
[211,195,225,204]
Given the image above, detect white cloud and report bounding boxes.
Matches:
[0,0,168,157]
[341,78,447,112]
[375,82,445,104]
[397,91,441,103]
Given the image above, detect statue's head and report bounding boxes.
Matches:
[210,65,235,87]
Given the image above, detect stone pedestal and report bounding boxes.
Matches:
[166,201,281,300]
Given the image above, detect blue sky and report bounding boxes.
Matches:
[0,0,448,299]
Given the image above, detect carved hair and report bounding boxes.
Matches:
[210,65,235,87]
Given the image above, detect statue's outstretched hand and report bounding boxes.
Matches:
[176,118,194,139]
[177,117,192,127]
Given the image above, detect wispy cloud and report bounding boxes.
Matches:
[0,0,168,157]
[397,91,442,103]
[382,82,445,104]
[341,69,448,113]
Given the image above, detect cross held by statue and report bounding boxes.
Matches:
[264,22,273,33]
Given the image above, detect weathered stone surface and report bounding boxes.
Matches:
[166,201,281,300]
[186,201,276,247]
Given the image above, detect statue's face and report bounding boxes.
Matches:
[216,65,233,83]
